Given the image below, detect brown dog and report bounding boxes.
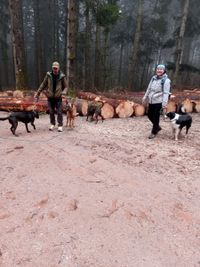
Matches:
[66,101,77,128]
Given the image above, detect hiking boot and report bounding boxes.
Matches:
[58,126,63,132]
[157,126,162,133]
[148,133,156,139]
[49,124,55,131]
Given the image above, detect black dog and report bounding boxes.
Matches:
[165,111,192,141]
[0,111,39,136]
[86,103,104,124]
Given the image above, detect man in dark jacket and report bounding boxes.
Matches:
[35,62,68,132]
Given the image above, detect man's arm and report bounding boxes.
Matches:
[36,74,48,97]
[61,77,68,96]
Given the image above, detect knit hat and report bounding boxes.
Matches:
[52,61,60,69]
[156,64,166,70]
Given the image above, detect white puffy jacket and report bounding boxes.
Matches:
[143,74,171,107]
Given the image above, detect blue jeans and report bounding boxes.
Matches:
[48,97,63,126]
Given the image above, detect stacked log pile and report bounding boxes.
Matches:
[0,98,46,112]
[77,91,145,118]
[0,91,48,112]
[0,89,200,119]
[77,90,200,117]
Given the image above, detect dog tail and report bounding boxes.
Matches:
[0,117,9,121]
[177,104,187,114]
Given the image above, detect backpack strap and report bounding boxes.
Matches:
[161,76,171,99]
[161,76,167,90]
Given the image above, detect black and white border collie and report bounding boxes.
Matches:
[165,108,192,141]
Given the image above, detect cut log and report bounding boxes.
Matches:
[77,91,122,107]
[37,92,47,99]
[181,98,193,113]
[116,101,134,118]
[78,90,200,105]
[134,104,145,116]
[75,98,88,116]
[192,101,200,113]
[101,103,115,119]
[0,97,48,112]
[0,92,9,97]
[0,91,14,97]
[13,90,24,98]
[7,91,14,97]
[167,100,177,112]
[77,91,99,101]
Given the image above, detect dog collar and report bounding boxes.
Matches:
[171,113,179,122]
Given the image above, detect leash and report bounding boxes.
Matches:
[31,95,41,112]
[160,107,167,121]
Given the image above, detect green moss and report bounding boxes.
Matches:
[69,53,76,60]
[16,70,28,90]
[67,88,76,97]
[96,3,120,28]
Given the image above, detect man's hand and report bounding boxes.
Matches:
[62,95,67,103]
[34,94,39,102]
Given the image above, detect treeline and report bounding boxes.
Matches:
[0,0,200,91]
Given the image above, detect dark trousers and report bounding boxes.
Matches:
[148,103,162,134]
[48,97,63,126]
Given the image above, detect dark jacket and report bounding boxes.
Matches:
[37,71,68,98]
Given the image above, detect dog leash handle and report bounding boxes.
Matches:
[35,95,39,102]
[160,107,167,121]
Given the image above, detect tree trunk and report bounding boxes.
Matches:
[34,0,44,86]
[63,0,68,75]
[94,23,101,89]
[128,0,143,91]
[102,30,110,89]
[0,0,10,88]
[118,43,124,86]
[85,2,92,90]
[66,0,78,90]
[52,0,60,61]
[173,0,190,88]
[8,0,28,90]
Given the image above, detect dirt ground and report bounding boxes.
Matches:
[0,111,200,267]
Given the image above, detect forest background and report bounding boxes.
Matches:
[0,0,199,92]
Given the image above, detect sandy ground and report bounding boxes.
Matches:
[0,111,200,267]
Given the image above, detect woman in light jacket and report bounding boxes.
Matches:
[142,64,171,139]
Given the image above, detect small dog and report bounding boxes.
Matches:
[86,103,104,124]
[0,110,39,136]
[65,102,77,128]
[165,111,192,141]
